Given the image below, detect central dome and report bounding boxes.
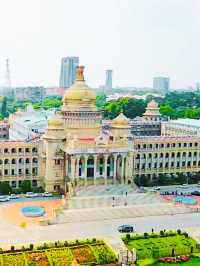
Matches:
[62,66,96,111]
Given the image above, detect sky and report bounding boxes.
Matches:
[0,0,200,88]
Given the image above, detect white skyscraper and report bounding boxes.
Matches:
[105,69,113,89]
[153,77,170,94]
[59,57,79,88]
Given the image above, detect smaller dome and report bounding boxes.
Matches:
[112,113,129,127]
[48,117,63,128]
[147,100,159,109]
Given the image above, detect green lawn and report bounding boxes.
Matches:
[124,234,198,259]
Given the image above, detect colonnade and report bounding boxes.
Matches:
[66,153,130,185]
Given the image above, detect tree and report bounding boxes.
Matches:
[0,181,12,195]
[21,180,32,193]
[1,97,7,118]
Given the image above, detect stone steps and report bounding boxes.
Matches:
[54,203,193,224]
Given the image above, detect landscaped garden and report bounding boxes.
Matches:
[0,239,117,266]
[122,229,200,266]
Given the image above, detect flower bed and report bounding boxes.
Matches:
[47,247,73,266]
[72,245,96,264]
[2,253,25,266]
[27,251,50,266]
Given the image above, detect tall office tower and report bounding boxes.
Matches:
[196,82,200,92]
[105,69,113,89]
[59,57,79,88]
[153,77,170,94]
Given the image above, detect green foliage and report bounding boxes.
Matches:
[104,97,146,119]
[20,180,31,193]
[0,181,12,195]
[1,97,8,118]
[123,232,198,260]
[96,94,106,110]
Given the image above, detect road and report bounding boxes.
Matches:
[1,212,200,247]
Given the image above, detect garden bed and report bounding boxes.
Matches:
[0,239,117,266]
[27,251,50,266]
[122,230,199,260]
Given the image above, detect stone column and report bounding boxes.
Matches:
[121,155,125,184]
[76,156,80,180]
[84,155,88,186]
[93,154,97,185]
[71,156,76,180]
[113,154,117,184]
[104,154,108,185]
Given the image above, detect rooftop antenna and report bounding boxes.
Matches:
[5,58,11,88]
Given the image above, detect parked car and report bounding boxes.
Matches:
[0,196,10,202]
[42,192,53,197]
[117,225,134,233]
[9,194,20,200]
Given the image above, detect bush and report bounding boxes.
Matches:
[160,230,165,237]
[144,232,149,238]
[126,234,131,240]
[177,229,181,235]
[64,241,68,247]
[183,232,189,238]
[10,246,15,252]
[29,244,34,250]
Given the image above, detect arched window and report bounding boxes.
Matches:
[160,153,163,158]
[165,153,169,158]
[32,147,37,153]
[19,158,23,164]
[4,159,9,164]
[11,159,16,164]
[4,148,8,153]
[26,158,30,164]
[32,158,38,163]
[11,148,16,154]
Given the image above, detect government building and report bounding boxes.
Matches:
[0,66,200,193]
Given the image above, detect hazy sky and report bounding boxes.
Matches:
[0,0,200,88]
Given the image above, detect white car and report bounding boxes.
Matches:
[0,196,10,202]
[43,192,53,197]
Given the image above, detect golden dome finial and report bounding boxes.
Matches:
[76,66,85,81]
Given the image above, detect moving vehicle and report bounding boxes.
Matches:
[117,225,134,233]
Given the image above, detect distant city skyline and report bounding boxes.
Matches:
[59,57,79,88]
[0,0,200,88]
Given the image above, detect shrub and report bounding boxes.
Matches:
[160,230,165,237]
[92,238,96,243]
[144,232,148,238]
[183,232,189,238]
[64,241,68,247]
[126,234,131,240]
[29,244,34,250]
[10,246,15,252]
[177,229,181,235]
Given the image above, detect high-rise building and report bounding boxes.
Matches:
[59,57,79,88]
[153,77,169,94]
[105,69,113,89]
